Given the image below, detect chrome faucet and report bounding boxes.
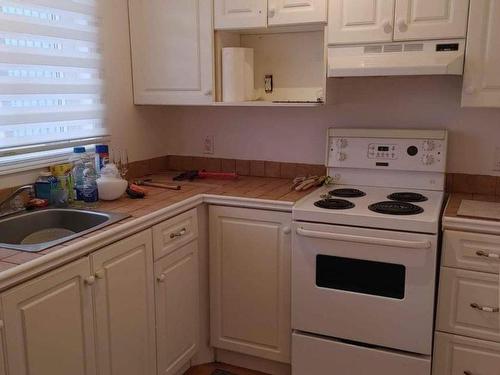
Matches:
[0,185,35,218]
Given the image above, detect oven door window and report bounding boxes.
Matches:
[316,255,406,299]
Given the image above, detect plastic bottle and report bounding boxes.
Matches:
[34,171,58,202]
[71,147,87,201]
[81,160,99,204]
[95,145,109,173]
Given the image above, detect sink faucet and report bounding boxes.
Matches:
[0,185,35,218]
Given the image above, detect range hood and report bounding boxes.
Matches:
[328,39,465,77]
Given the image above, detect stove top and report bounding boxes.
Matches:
[369,201,424,215]
[314,198,355,210]
[387,192,428,203]
[293,185,444,234]
[329,188,366,198]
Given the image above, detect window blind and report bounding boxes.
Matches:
[0,0,108,161]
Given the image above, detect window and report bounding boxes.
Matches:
[0,0,108,174]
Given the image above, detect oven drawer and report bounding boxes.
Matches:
[436,267,500,343]
[292,332,431,375]
[443,230,500,274]
[433,332,500,375]
[152,208,198,260]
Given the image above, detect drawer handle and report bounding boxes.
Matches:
[464,372,473,375]
[170,228,187,239]
[476,250,500,260]
[470,303,499,313]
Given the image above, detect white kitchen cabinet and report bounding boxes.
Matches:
[394,0,469,41]
[462,0,500,107]
[91,230,156,375]
[155,241,199,375]
[128,0,214,105]
[328,0,396,44]
[268,0,327,26]
[0,309,8,375]
[214,0,268,29]
[1,258,97,375]
[209,206,292,363]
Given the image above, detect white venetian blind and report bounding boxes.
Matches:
[0,0,107,160]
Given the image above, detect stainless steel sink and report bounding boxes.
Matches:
[0,209,130,253]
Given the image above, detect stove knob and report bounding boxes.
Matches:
[336,139,348,149]
[423,140,435,151]
[336,152,347,161]
[422,154,435,165]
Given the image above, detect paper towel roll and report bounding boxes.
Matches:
[222,47,255,102]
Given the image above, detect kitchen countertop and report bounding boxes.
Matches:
[0,172,312,290]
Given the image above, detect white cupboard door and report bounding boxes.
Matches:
[268,0,327,26]
[129,0,214,105]
[394,0,469,41]
[328,0,396,45]
[91,230,156,375]
[0,309,7,375]
[462,0,500,108]
[209,206,292,363]
[155,241,199,375]
[2,258,96,375]
[214,0,267,29]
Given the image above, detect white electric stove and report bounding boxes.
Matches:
[291,128,448,375]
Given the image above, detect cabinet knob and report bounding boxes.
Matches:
[204,89,212,96]
[283,226,291,235]
[95,270,105,279]
[0,320,4,329]
[268,8,276,17]
[84,276,96,286]
[382,20,393,34]
[157,274,166,283]
[397,19,408,32]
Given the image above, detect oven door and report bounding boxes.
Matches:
[292,221,438,355]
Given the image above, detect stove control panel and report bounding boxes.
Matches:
[327,130,448,173]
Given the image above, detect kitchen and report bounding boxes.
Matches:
[0,1,499,375]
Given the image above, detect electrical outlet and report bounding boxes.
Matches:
[204,136,215,154]
[493,147,500,171]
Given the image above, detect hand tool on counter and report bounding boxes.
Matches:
[173,170,238,181]
[291,175,327,192]
[134,178,181,190]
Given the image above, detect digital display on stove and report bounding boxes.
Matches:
[378,146,389,152]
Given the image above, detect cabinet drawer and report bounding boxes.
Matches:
[153,208,198,260]
[292,332,430,375]
[442,230,500,274]
[437,267,500,343]
[433,332,500,375]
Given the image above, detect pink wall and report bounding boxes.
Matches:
[140,76,500,176]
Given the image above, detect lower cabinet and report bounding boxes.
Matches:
[2,258,97,375]
[209,206,292,363]
[91,230,157,375]
[154,241,199,375]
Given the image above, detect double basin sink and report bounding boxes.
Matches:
[0,209,130,253]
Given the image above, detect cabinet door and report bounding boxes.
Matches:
[268,0,327,26]
[209,206,292,363]
[155,241,199,375]
[394,0,469,41]
[328,0,396,45]
[462,0,500,107]
[2,258,96,375]
[214,0,267,29]
[129,0,214,105]
[91,230,156,375]
[0,309,7,375]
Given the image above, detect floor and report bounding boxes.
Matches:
[185,363,268,375]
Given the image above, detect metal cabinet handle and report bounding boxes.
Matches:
[170,228,187,239]
[397,18,408,32]
[84,276,96,286]
[470,303,499,313]
[157,274,166,283]
[464,371,473,375]
[476,250,500,260]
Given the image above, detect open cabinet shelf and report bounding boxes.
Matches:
[214,29,327,106]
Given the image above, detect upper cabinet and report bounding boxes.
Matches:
[215,0,327,29]
[328,0,395,44]
[129,0,214,105]
[214,0,268,29]
[394,0,469,41]
[268,0,327,26]
[461,0,500,108]
[328,0,470,45]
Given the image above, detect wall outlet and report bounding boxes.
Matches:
[204,136,215,154]
[494,147,500,171]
